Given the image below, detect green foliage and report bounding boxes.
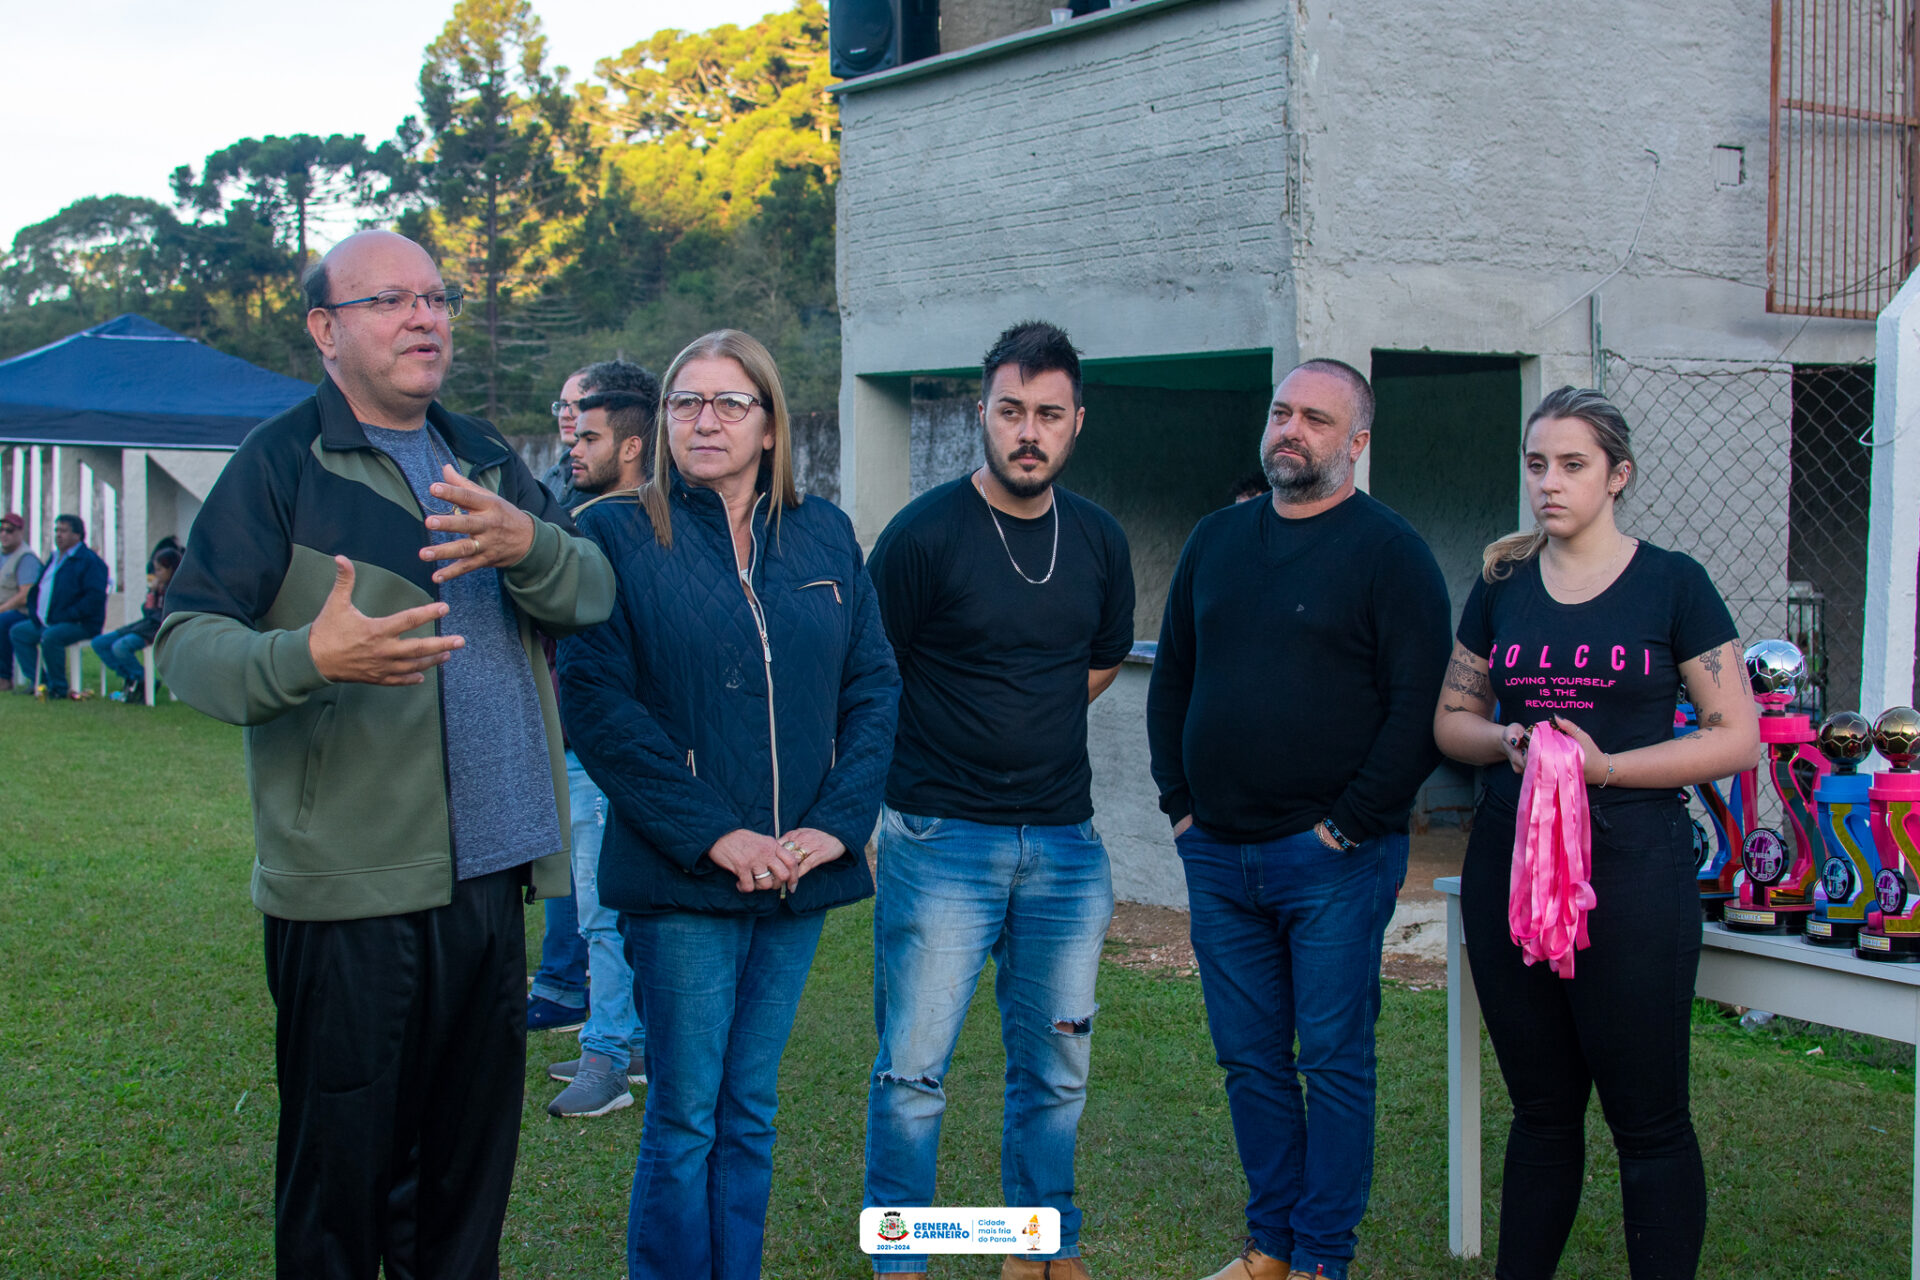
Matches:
[0,1,841,422]
[591,1,837,230]
[415,0,598,420]
[170,132,413,262]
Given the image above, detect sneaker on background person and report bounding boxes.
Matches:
[549,1054,646,1085]
[526,995,587,1034]
[545,1052,633,1118]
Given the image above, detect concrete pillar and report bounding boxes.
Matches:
[1862,270,1920,716]
[840,374,913,549]
[56,446,81,522]
[121,450,148,628]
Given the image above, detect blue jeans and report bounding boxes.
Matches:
[620,906,826,1280]
[531,772,588,1006]
[8,618,91,696]
[91,627,148,684]
[863,807,1114,1273]
[1176,825,1408,1280]
[567,750,643,1065]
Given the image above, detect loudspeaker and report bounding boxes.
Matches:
[831,0,939,79]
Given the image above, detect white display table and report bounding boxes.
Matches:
[1436,875,1920,1275]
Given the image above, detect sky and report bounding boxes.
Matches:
[0,0,785,252]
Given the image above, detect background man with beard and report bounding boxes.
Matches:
[1146,359,1449,1280]
[542,361,661,1118]
[863,321,1132,1280]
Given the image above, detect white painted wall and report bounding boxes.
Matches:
[1863,271,1920,716]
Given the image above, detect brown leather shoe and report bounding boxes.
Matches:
[1001,1257,1093,1280]
[1197,1240,1289,1280]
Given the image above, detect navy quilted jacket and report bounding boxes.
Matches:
[558,473,899,915]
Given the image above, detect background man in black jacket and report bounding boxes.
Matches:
[6,513,108,699]
[1147,359,1451,1280]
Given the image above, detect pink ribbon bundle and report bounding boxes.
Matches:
[1508,723,1596,979]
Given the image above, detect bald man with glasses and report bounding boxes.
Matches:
[157,229,614,1279]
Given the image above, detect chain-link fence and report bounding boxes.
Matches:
[1604,352,1876,720]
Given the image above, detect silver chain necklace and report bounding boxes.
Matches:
[975,473,1058,586]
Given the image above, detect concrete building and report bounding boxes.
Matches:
[832,0,1905,905]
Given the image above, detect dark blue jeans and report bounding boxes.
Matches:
[7,618,90,696]
[0,608,31,681]
[530,889,587,1009]
[620,907,826,1280]
[1176,825,1408,1280]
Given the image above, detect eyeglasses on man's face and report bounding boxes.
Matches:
[552,399,586,419]
[318,288,464,318]
[665,391,762,424]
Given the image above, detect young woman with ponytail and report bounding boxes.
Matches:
[1432,387,1759,1279]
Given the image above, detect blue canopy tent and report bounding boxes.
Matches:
[0,315,312,633]
[0,313,310,450]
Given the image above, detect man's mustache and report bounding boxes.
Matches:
[1008,445,1049,463]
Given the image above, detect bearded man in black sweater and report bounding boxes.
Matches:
[1147,359,1450,1280]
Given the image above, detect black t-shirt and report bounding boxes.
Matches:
[869,476,1135,825]
[1457,542,1739,813]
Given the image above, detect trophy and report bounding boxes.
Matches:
[1857,706,1920,962]
[1803,711,1875,947]
[1723,640,1831,934]
[1678,702,1742,919]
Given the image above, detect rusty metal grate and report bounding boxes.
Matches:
[1767,0,1920,319]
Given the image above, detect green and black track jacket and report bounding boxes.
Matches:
[156,376,616,922]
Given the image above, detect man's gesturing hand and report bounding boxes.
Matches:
[421,464,536,584]
[308,556,462,685]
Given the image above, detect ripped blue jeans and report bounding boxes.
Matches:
[863,806,1114,1273]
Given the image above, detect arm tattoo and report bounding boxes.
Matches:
[1699,643,1729,689]
[1704,711,1723,727]
[1444,655,1493,701]
[1441,702,1470,714]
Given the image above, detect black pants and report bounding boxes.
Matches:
[1461,796,1706,1280]
[264,869,528,1280]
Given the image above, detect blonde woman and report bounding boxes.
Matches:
[558,330,900,1279]
[1433,386,1758,1279]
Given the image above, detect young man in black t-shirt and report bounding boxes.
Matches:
[1147,360,1451,1280]
[862,323,1133,1280]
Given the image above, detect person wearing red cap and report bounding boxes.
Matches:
[0,512,44,690]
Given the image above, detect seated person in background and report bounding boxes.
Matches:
[7,513,109,700]
[93,546,181,703]
[0,512,45,691]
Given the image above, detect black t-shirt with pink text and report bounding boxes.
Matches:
[1457,542,1738,813]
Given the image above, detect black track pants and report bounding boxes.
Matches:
[264,868,528,1280]
[1461,797,1706,1280]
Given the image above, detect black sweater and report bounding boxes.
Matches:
[1146,491,1451,843]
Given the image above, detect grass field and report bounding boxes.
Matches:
[1,668,1913,1278]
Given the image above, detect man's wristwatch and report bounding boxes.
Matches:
[1316,819,1359,852]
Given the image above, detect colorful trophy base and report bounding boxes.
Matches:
[1856,929,1920,963]
[1802,915,1864,947]
[1722,901,1813,934]
[1698,890,1734,921]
